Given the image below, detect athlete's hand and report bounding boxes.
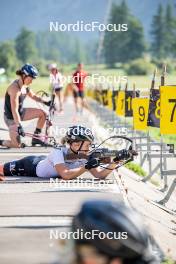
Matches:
[43,100,51,107]
[17,124,25,137]
[85,157,100,170]
[113,149,131,162]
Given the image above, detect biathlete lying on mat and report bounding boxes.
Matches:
[0,125,131,181]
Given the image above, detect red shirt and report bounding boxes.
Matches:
[73,70,87,91]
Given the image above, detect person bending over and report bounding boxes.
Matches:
[0,64,51,148]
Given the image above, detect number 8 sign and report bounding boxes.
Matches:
[132,98,149,131]
[160,86,176,134]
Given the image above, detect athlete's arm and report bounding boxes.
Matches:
[89,163,117,179]
[27,89,44,103]
[9,86,22,125]
[55,163,87,180]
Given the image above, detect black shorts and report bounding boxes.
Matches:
[73,90,84,98]
[3,155,46,177]
[55,87,63,92]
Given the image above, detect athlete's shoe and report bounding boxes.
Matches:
[31,137,44,146]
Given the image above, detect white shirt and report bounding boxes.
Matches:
[49,72,63,90]
[36,147,87,178]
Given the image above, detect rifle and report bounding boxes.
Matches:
[0,127,58,148]
[64,136,138,170]
[125,80,128,91]
[161,65,166,86]
[151,68,157,90]
[36,90,57,145]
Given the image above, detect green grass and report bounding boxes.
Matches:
[125,162,160,186]
[1,62,176,96]
[149,127,176,145]
[0,77,50,97]
[150,178,160,187]
[125,162,147,177]
[162,259,176,264]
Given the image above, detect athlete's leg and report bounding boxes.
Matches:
[73,90,79,112]
[2,122,22,148]
[0,164,5,181]
[22,108,47,145]
[78,91,86,112]
[80,91,91,112]
[55,90,63,112]
[3,155,46,177]
[22,108,46,130]
[82,98,90,110]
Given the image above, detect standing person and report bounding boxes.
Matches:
[72,63,89,113]
[49,63,64,113]
[0,64,51,148]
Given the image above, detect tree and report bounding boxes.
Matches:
[104,3,122,67]
[103,0,146,67]
[36,31,90,64]
[0,41,19,75]
[164,3,176,57]
[15,27,38,63]
[125,17,146,61]
[172,18,176,58]
[73,38,87,63]
[150,4,165,59]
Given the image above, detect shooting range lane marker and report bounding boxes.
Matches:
[87,81,176,214]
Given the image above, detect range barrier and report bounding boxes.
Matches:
[86,74,176,214]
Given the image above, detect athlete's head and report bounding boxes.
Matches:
[16,64,38,85]
[77,63,83,71]
[72,200,157,264]
[48,63,58,74]
[62,125,94,154]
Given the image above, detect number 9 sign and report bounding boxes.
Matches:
[160,86,176,134]
[132,98,149,131]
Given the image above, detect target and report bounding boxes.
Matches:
[160,86,176,134]
[148,89,160,128]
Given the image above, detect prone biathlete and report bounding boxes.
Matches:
[0,126,130,180]
[0,64,51,148]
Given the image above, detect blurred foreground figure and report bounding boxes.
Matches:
[58,200,160,264]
